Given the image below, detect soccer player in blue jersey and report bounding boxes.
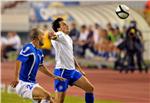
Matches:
[10,28,64,103]
[50,18,94,103]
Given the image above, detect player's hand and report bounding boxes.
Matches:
[49,32,57,40]
[54,76,65,81]
[10,80,19,88]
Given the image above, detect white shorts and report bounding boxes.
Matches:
[15,80,40,99]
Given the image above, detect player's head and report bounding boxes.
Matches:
[30,28,44,47]
[52,17,69,34]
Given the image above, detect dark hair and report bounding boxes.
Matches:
[95,23,100,28]
[52,17,63,32]
[30,28,40,40]
[110,28,115,32]
[81,25,86,29]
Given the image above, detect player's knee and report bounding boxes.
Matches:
[90,84,94,92]
[86,84,94,92]
[43,93,51,100]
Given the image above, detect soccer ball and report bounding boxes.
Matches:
[115,4,129,19]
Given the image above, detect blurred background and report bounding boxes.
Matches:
[1,1,150,103]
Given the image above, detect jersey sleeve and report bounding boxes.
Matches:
[55,32,65,41]
[17,45,31,62]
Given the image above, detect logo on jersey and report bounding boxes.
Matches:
[58,85,63,91]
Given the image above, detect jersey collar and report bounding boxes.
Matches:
[30,42,36,48]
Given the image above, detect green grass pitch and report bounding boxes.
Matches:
[1,92,121,103]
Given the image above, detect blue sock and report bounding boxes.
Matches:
[85,92,94,103]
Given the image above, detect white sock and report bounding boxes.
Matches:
[40,99,50,103]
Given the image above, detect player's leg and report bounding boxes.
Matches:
[32,86,53,103]
[54,92,66,103]
[54,80,68,103]
[73,76,94,103]
[53,69,69,103]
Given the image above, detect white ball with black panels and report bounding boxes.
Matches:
[116,4,130,19]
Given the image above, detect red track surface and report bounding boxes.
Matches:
[1,61,150,103]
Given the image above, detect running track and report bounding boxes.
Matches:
[1,61,150,103]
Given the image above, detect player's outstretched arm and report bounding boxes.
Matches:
[39,64,65,81]
[48,32,58,40]
[10,60,21,88]
[74,57,86,76]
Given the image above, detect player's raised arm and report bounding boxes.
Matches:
[39,64,65,81]
[10,60,21,88]
[48,31,58,40]
[74,57,86,76]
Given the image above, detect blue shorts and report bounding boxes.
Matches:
[54,68,82,92]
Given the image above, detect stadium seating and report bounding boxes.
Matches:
[1,2,150,60]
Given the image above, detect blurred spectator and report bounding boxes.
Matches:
[113,26,124,48]
[69,22,80,42]
[107,28,117,43]
[107,22,113,31]
[123,20,148,72]
[87,25,95,47]
[1,36,8,46]
[107,23,118,44]
[77,25,89,56]
[93,23,100,44]
[2,32,21,61]
[114,25,124,39]
[77,25,97,57]
[86,25,95,53]
[78,25,89,44]
[69,22,80,55]
[96,28,117,59]
[41,25,52,57]
[96,29,110,52]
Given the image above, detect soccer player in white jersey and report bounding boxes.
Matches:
[10,28,64,103]
[50,18,94,103]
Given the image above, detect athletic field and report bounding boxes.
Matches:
[1,61,150,103]
[2,92,120,103]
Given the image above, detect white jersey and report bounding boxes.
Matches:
[51,31,75,70]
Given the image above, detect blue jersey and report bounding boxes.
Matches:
[17,43,44,83]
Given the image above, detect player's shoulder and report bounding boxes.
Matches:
[56,31,65,36]
[56,31,63,35]
[51,31,66,43]
[21,43,34,53]
[23,43,33,49]
[37,49,44,56]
